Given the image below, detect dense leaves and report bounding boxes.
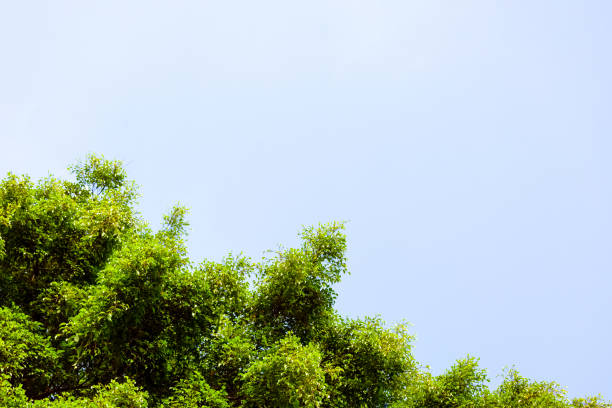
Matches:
[251,222,347,343]
[241,334,326,408]
[0,306,60,397]
[0,155,608,407]
[318,316,415,407]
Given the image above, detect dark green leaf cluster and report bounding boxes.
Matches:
[0,156,608,407]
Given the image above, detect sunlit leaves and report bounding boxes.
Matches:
[319,316,416,408]
[0,156,609,407]
[69,154,129,197]
[252,222,348,342]
[241,334,327,408]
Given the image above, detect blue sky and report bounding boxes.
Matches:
[1,1,611,399]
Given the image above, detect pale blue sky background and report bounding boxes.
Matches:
[1,1,610,399]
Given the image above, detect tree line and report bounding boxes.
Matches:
[0,155,608,407]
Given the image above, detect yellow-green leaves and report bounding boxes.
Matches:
[241,334,327,408]
[69,154,129,197]
[0,157,609,407]
[252,223,348,342]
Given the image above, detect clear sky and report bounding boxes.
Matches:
[1,1,610,400]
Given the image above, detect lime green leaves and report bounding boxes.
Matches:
[241,334,327,408]
[69,154,129,196]
[1,157,609,407]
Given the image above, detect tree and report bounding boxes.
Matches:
[0,155,609,407]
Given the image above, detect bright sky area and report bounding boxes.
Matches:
[1,1,610,400]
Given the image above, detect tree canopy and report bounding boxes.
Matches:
[0,155,609,407]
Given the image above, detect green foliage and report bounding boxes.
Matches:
[0,158,136,319]
[252,222,347,342]
[0,306,60,397]
[493,369,573,408]
[160,371,230,408]
[89,378,149,408]
[0,156,608,407]
[571,396,612,408]
[398,356,489,408]
[199,256,252,321]
[241,334,327,408]
[319,316,416,407]
[0,374,30,408]
[198,317,255,400]
[63,229,214,394]
[29,378,148,408]
[69,154,129,196]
